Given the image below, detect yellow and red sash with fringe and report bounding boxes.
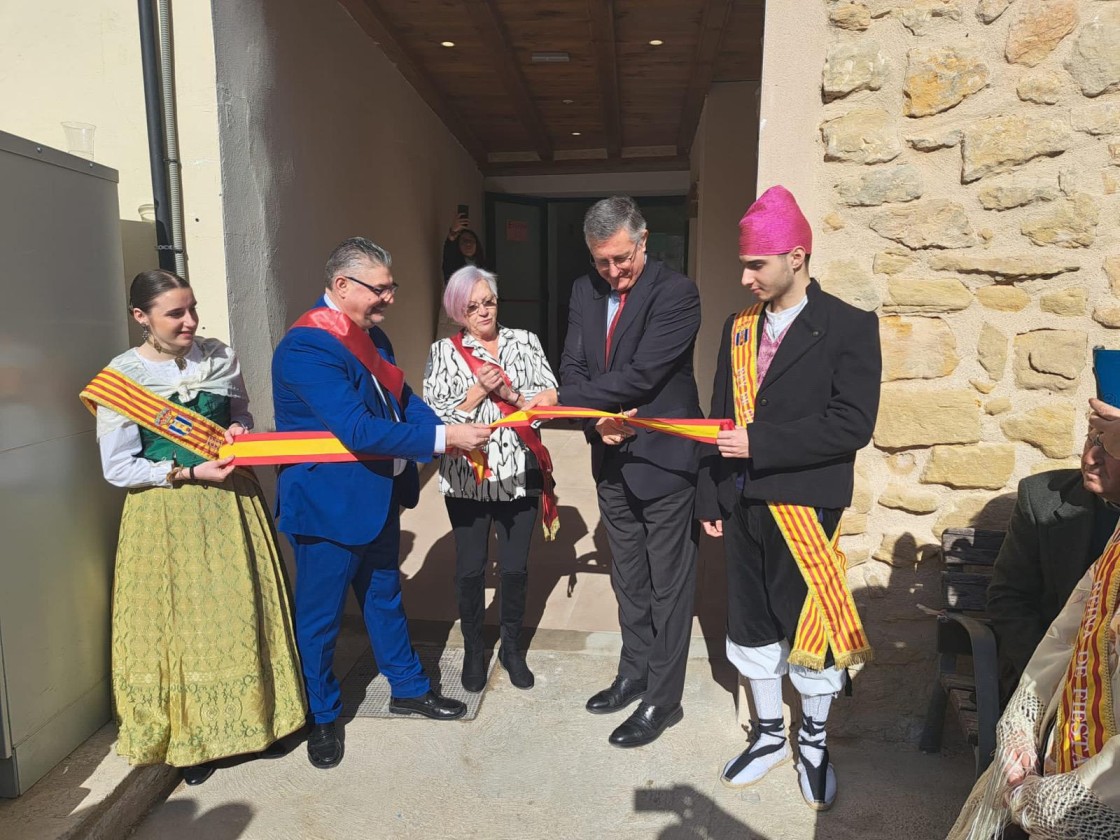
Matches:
[1054,532,1120,773]
[80,368,225,460]
[729,305,872,670]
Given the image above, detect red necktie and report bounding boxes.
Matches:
[605,292,628,362]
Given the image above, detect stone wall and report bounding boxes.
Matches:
[814,0,1120,741]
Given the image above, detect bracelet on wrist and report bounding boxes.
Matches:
[189,465,197,481]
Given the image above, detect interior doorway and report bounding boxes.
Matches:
[485,193,689,367]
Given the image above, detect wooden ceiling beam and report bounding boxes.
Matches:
[484,155,689,177]
[675,0,735,156]
[461,0,554,162]
[338,0,487,165]
[587,0,622,159]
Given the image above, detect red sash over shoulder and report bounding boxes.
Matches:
[291,307,404,401]
[450,332,560,541]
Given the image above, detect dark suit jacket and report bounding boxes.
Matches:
[696,280,881,516]
[558,259,702,499]
[272,298,440,546]
[987,468,1118,700]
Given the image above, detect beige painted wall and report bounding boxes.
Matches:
[212,0,483,427]
[690,81,763,409]
[0,0,230,340]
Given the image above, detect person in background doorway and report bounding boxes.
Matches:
[81,270,306,787]
[697,186,881,811]
[443,209,488,284]
[531,195,703,750]
[423,265,559,694]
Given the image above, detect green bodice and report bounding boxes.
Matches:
[138,391,230,468]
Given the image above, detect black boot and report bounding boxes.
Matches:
[458,573,487,692]
[498,572,534,689]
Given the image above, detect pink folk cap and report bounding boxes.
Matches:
[738,185,813,256]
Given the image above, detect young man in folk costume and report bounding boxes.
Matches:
[697,186,881,810]
[947,396,1120,840]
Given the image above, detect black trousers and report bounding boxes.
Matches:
[596,459,699,708]
[725,500,842,659]
[445,496,539,582]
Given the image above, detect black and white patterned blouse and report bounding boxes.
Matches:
[423,327,558,501]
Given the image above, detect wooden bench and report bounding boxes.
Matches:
[919,527,1005,779]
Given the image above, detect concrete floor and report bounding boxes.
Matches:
[132,646,973,840]
[131,427,975,839]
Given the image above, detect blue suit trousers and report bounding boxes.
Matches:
[288,508,429,724]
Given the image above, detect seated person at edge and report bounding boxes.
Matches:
[946,397,1120,840]
[443,209,488,284]
[271,237,492,770]
[81,270,306,787]
[423,265,559,693]
[987,422,1120,704]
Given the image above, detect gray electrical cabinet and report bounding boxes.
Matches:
[0,130,128,797]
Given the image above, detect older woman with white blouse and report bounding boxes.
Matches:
[423,266,558,692]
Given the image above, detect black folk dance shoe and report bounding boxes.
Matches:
[796,717,837,811]
[719,717,791,789]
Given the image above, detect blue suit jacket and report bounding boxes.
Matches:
[271,298,441,545]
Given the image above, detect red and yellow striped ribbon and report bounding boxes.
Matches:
[80,368,225,460]
[491,406,729,444]
[729,305,872,670]
[1054,532,1120,773]
[217,431,389,465]
[212,407,727,471]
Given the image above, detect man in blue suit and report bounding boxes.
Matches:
[272,237,492,769]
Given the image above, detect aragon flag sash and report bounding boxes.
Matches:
[80,368,226,461]
[449,332,559,540]
[1053,531,1120,773]
[729,304,872,670]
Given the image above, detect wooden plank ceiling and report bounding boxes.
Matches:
[339,0,764,174]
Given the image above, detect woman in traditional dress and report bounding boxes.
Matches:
[81,270,305,785]
[947,398,1120,840]
[423,265,558,693]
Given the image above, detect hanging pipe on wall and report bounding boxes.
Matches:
[137,0,187,277]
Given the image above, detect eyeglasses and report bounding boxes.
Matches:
[344,276,399,299]
[590,242,641,273]
[466,297,498,316]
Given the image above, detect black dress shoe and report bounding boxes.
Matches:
[181,763,215,785]
[585,676,647,715]
[307,722,343,769]
[389,690,467,720]
[608,702,683,748]
[498,645,534,690]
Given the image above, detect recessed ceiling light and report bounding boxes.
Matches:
[649,39,664,46]
[441,41,455,48]
[571,131,582,136]
[562,98,574,105]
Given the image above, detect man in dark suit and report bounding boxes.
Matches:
[272,237,491,769]
[697,187,880,811]
[532,196,702,748]
[988,435,1120,703]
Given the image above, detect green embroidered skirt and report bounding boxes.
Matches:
[111,469,306,766]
